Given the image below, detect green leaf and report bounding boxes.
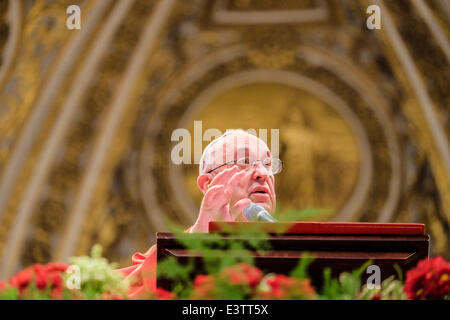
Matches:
[290,252,315,280]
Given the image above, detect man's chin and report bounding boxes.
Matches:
[257,202,273,214]
[248,194,273,214]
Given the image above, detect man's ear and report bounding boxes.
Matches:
[197,174,212,194]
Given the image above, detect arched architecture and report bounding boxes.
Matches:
[0,0,448,279]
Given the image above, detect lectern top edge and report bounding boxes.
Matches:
[208,221,425,235]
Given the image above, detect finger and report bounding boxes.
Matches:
[227,170,246,187]
[209,165,239,187]
[203,185,226,204]
[201,186,232,222]
[228,169,253,190]
[224,171,246,198]
[226,171,253,205]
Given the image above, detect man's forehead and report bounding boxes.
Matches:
[223,131,263,145]
[210,133,271,161]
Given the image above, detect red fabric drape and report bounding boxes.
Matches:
[116,227,192,298]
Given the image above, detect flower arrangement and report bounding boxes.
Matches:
[162,257,450,300]
[403,256,450,300]
[256,274,316,300]
[67,244,129,299]
[0,245,128,300]
[189,263,264,299]
[181,263,316,300]
[0,244,449,300]
[0,262,68,299]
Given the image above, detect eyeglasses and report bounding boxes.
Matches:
[206,157,283,175]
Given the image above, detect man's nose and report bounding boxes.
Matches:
[252,163,269,181]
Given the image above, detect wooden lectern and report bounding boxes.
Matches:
[156,221,429,290]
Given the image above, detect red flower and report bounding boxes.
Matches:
[50,285,64,299]
[153,287,174,300]
[371,293,381,300]
[220,263,263,288]
[8,262,69,298]
[48,272,65,299]
[257,274,316,300]
[9,268,33,291]
[46,262,68,273]
[33,264,48,290]
[194,274,212,286]
[0,281,6,291]
[404,256,450,300]
[190,275,217,299]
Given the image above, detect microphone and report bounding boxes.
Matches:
[243,203,278,222]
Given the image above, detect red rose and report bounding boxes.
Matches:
[50,285,64,299]
[46,262,68,273]
[194,274,214,287]
[220,263,263,288]
[48,272,65,299]
[9,262,69,298]
[190,275,216,299]
[404,256,450,300]
[33,264,48,290]
[0,281,6,291]
[33,263,46,273]
[49,272,63,287]
[9,267,33,291]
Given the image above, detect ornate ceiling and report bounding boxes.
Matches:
[0,0,448,279]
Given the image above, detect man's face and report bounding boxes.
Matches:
[204,132,276,214]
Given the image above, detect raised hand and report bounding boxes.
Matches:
[226,170,253,220]
[191,166,253,232]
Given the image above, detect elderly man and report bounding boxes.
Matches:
[117,129,282,298]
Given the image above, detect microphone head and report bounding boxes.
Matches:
[243,203,266,221]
